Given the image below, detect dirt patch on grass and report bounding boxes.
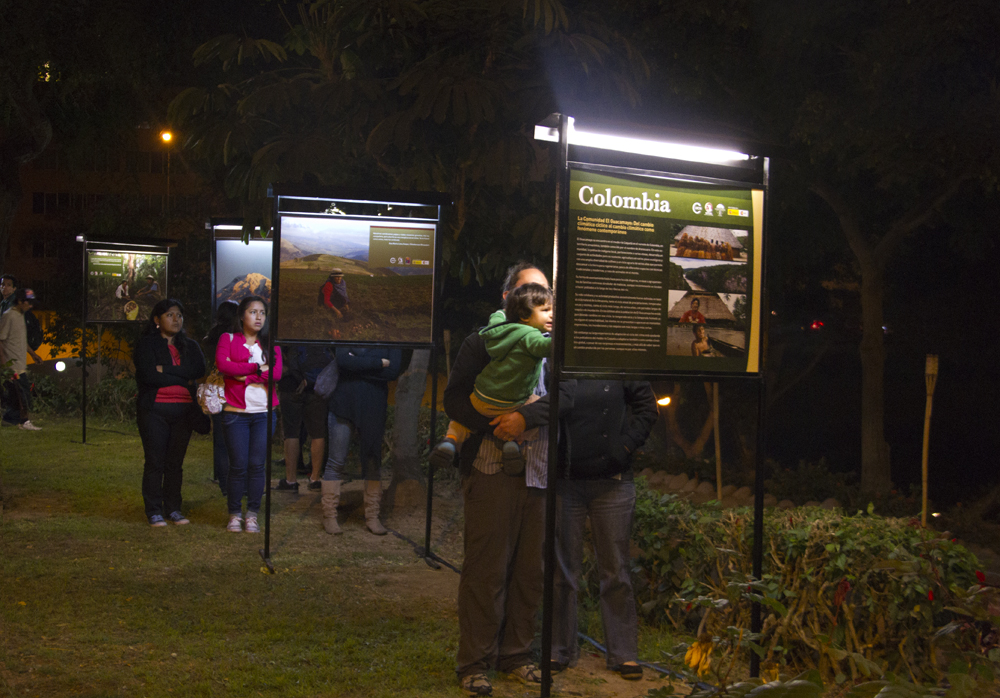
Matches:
[2,491,73,519]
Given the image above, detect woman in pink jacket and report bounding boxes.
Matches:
[215,295,282,533]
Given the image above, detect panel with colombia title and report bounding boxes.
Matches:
[563,166,764,375]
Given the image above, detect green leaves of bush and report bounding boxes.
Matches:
[628,481,984,683]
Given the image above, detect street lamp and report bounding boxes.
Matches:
[160,130,173,214]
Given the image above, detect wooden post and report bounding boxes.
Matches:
[921,354,939,527]
[713,382,722,501]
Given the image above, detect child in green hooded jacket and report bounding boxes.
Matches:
[432,283,553,471]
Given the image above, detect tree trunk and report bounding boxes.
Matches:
[384,348,429,514]
[858,263,891,495]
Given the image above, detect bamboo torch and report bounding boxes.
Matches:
[921,355,939,527]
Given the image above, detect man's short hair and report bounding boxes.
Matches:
[1,274,17,287]
[502,261,542,297]
[504,283,552,322]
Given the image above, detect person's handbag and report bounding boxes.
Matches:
[314,356,339,400]
[197,368,226,415]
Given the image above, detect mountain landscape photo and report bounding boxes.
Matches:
[216,272,272,305]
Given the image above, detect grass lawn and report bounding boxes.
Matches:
[0,417,685,698]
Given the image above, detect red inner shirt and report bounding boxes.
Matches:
[155,344,192,403]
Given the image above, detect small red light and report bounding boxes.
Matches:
[809,320,824,330]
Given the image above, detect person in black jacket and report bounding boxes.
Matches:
[549,380,657,680]
[319,345,402,535]
[134,299,206,527]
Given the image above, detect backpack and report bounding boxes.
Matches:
[24,310,43,351]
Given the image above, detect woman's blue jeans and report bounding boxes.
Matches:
[552,478,638,668]
[322,412,353,481]
[222,411,273,516]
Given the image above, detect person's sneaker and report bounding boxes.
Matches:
[507,664,542,684]
[274,478,299,492]
[501,441,525,476]
[148,514,167,527]
[167,511,189,525]
[307,479,322,492]
[459,673,492,696]
[244,514,259,533]
[18,420,42,431]
[429,439,457,469]
[227,514,243,532]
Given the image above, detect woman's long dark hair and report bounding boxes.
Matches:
[143,298,189,358]
[205,300,239,349]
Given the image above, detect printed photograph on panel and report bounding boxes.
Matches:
[276,216,434,343]
[215,240,273,309]
[668,224,748,293]
[665,291,747,358]
[87,251,167,322]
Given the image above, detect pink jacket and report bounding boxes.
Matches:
[215,332,283,410]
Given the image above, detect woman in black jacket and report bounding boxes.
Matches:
[550,380,657,680]
[134,299,206,527]
[319,346,402,535]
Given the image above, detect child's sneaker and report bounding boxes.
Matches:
[274,478,299,492]
[501,441,525,475]
[429,439,457,469]
[227,514,243,532]
[244,514,260,533]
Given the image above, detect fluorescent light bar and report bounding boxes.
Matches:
[533,117,750,164]
[214,225,262,231]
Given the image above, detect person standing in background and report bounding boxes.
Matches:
[319,345,401,535]
[0,288,44,430]
[550,380,657,681]
[275,344,331,492]
[0,274,17,315]
[203,300,240,495]
[133,299,206,526]
[216,296,283,533]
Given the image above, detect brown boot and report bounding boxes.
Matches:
[321,480,342,535]
[364,480,387,535]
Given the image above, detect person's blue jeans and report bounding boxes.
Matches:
[222,411,273,516]
[322,412,353,481]
[552,478,638,668]
[211,412,229,495]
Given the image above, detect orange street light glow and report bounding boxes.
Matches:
[160,131,173,143]
[657,396,671,406]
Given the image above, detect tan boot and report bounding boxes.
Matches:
[364,480,387,535]
[321,480,342,535]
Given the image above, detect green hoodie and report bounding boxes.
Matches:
[473,309,552,408]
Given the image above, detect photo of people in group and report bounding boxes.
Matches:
[665,290,747,358]
[86,251,167,322]
[668,224,748,295]
[215,239,272,309]
[276,214,435,343]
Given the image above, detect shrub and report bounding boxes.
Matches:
[628,481,982,682]
[764,457,856,507]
